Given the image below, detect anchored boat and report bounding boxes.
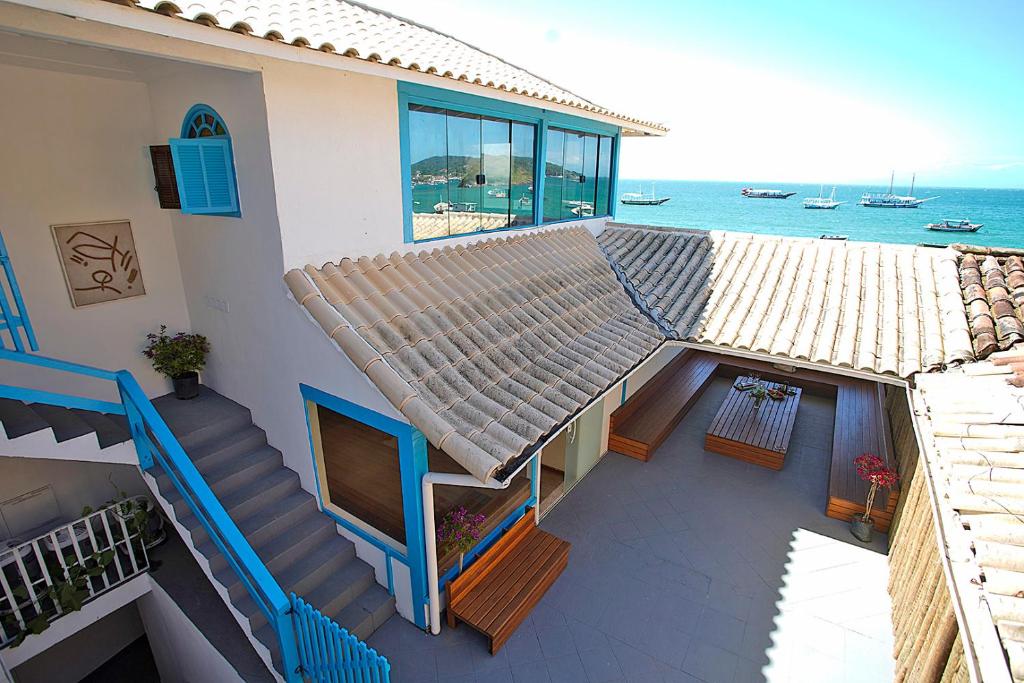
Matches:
[621,183,670,206]
[859,172,938,208]
[803,186,845,209]
[926,219,982,233]
[741,188,796,199]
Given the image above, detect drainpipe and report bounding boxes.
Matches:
[422,470,514,634]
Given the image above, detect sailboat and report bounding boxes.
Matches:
[621,183,670,206]
[803,186,845,209]
[859,172,939,208]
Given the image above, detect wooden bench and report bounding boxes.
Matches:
[446,509,570,654]
[609,349,719,461]
[825,380,898,532]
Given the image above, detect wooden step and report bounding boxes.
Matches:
[446,509,570,654]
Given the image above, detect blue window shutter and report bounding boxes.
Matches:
[168,137,239,215]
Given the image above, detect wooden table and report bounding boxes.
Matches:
[704,376,802,470]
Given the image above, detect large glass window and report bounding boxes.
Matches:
[511,123,535,226]
[543,130,565,223]
[544,127,616,221]
[409,105,537,241]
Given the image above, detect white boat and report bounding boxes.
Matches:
[741,188,796,199]
[433,201,478,213]
[859,172,938,208]
[803,186,845,209]
[926,219,982,233]
[621,183,670,206]
[570,203,595,217]
[820,234,849,240]
[487,188,508,198]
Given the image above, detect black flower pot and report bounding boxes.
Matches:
[172,371,200,400]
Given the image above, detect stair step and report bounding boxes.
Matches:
[0,398,49,439]
[189,425,269,473]
[188,491,317,556]
[333,584,396,641]
[211,511,338,578]
[166,466,298,522]
[153,389,255,452]
[158,445,282,507]
[71,410,131,449]
[234,540,364,631]
[28,404,93,442]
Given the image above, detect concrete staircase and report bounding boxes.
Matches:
[148,388,395,673]
[0,398,132,448]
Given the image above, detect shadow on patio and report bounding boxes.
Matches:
[368,377,894,683]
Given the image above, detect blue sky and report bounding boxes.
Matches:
[384,0,1024,188]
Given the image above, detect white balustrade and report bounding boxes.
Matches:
[0,501,150,648]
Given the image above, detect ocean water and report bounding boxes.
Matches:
[616,180,1023,249]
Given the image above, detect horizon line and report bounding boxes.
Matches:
[618,177,1024,191]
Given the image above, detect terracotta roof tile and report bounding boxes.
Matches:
[957,247,1024,359]
[286,226,664,481]
[598,224,974,378]
[109,0,665,135]
[914,364,1024,682]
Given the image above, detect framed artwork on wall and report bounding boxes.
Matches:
[51,220,146,308]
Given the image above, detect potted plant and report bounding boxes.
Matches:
[436,506,486,573]
[851,454,899,542]
[143,325,210,400]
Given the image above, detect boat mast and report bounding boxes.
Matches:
[909,173,915,196]
[888,170,894,194]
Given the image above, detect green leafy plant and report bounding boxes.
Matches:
[83,476,160,548]
[1,547,115,647]
[143,324,210,379]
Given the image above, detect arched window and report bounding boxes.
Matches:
[181,104,229,138]
[169,104,240,216]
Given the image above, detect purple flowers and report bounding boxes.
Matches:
[436,506,486,558]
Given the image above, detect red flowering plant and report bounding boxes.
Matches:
[436,506,486,571]
[854,454,899,522]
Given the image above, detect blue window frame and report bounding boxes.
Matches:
[299,384,429,629]
[169,105,240,217]
[399,82,621,243]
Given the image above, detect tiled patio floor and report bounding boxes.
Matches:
[368,377,894,682]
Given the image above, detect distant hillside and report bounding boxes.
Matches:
[412,155,534,185]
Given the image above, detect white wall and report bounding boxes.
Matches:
[0,457,147,541]
[137,581,245,683]
[0,61,192,399]
[9,601,146,683]
[144,63,401,494]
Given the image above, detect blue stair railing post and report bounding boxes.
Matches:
[0,231,38,352]
[117,380,154,470]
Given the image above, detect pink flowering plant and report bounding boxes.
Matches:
[436,506,485,569]
[854,454,899,522]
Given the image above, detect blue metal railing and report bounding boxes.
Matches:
[291,594,391,683]
[1,351,390,682]
[0,232,37,353]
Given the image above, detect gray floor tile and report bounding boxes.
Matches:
[511,660,552,683]
[580,647,626,683]
[545,653,589,683]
